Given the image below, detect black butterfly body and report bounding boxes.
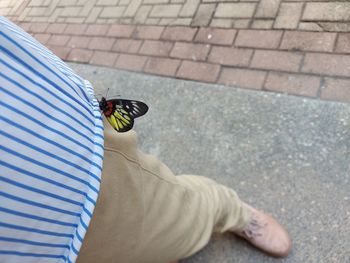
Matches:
[99,97,148,132]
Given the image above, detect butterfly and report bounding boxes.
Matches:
[99,97,149,132]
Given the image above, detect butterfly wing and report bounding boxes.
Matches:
[102,98,148,133]
[118,99,148,118]
[106,105,134,132]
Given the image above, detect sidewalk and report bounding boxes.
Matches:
[1,0,350,103]
[72,62,350,263]
[1,2,350,262]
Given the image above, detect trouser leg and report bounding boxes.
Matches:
[77,121,250,263]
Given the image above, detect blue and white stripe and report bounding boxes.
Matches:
[0,17,104,262]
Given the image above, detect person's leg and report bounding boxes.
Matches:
[78,120,290,263]
[78,120,250,263]
[77,129,146,263]
[132,160,251,263]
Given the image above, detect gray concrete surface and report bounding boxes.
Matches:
[70,63,350,263]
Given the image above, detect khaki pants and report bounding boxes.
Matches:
[77,120,250,263]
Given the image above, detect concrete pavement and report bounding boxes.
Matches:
[71,63,350,263]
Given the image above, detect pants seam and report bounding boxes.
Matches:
[104,146,187,187]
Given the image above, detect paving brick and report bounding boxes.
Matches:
[144,0,167,3]
[177,61,220,83]
[57,0,77,7]
[18,22,31,32]
[0,8,10,17]
[86,7,102,23]
[175,18,192,25]
[34,33,51,45]
[150,4,182,17]
[134,26,164,39]
[46,23,67,34]
[100,6,125,18]
[158,18,173,26]
[255,0,280,18]
[90,51,119,67]
[60,7,81,17]
[215,3,256,18]
[274,3,303,29]
[321,78,350,103]
[235,30,282,49]
[28,7,47,16]
[85,24,110,36]
[265,72,320,97]
[28,0,46,7]
[29,22,49,33]
[88,37,115,50]
[208,47,253,67]
[80,0,95,16]
[251,50,303,72]
[303,3,350,21]
[112,39,143,53]
[170,42,210,61]
[47,45,71,60]
[13,0,30,17]
[47,34,70,46]
[117,18,130,23]
[47,8,63,23]
[179,0,199,17]
[144,57,180,77]
[233,19,250,29]
[67,48,93,63]
[302,53,350,77]
[280,32,337,52]
[195,28,236,46]
[123,0,142,17]
[107,24,135,37]
[298,22,323,32]
[335,34,350,54]
[17,7,31,22]
[119,0,132,4]
[64,24,87,35]
[145,18,160,25]
[95,18,108,23]
[218,68,266,90]
[317,22,350,32]
[161,26,197,41]
[252,20,274,29]
[67,36,91,49]
[96,0,119,6]
[115,54,148,71]
[139,40,173,56]
[65,17,85,23]
[31,17,49,22]
[192,3,216,26]
[210,19,232,28]
[134,5,152,23]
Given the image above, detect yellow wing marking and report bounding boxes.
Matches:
[109,115,119,131]
[114,110,131,124]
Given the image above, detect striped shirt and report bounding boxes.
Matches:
[0,17,104,262]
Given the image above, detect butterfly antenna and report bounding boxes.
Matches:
[105,88,110,98]
[104,88,122,99]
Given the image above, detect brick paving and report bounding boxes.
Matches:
[4,0,350,31]
[1,0,350,103]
